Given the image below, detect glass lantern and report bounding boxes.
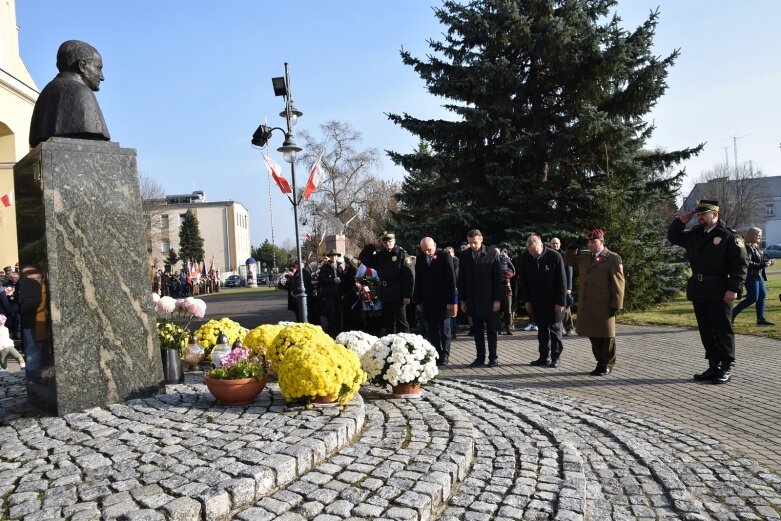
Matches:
[210,332,232,368]
[183,333,205,370]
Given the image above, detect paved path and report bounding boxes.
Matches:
[0,289,779,520]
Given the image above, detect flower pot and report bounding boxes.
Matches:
[162,348,184,384]
[312,394,338,407]
[392,382,422,398]
[204,374,267,406]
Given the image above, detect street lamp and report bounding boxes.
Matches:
[252,62,308,322]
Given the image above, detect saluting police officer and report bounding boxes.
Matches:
[667,199,748,384]
[373,231,414,333]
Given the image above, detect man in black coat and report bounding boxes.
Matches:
[519,234,567,368]
[667,199,748,384]
[458,229,503,367]
[318,251,344,336]
[414,237,456,365]
[374,232,414,334]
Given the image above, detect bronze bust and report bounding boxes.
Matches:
[29,40,110,148]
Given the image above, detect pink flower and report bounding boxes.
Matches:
[152,293,160,306]
[157,296,176,314]
[221,347,248,367]
[175,298,187,312]
[189,299,207,319]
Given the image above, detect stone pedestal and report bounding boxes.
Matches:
[324,234,346,255]
[14,138,164,415]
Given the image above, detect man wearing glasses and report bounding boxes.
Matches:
[667,199,748,384]
[374,232,414,333]
[564,229,625,376]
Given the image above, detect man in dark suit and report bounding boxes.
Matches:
[414,237,456,365]
[519,234,567,368]
[458,229,503,367]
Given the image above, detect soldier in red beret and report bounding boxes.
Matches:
[564,229,625,376]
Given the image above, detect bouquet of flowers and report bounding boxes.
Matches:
[153,294,207,354]
[207,345,266,381]
[335,330,378,358]
[355,276,379,308]
[362,333,438,391]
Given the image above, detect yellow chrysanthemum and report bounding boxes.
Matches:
[268,323,333,368]
[242,324,284,357]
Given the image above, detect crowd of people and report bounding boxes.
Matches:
[280,228,626,376]
[281,198,764,385]
[0,198,763,385]
[153,265,221,298]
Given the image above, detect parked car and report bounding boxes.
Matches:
[764,244,781,259]
[224,274,245,287]
[257,274,268,285]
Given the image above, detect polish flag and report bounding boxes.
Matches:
[1,191,13,207]
[303,153,324,201]
[262,154,292,194]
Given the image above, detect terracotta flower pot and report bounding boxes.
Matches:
[204,373,267,406]
[392,382,422,396]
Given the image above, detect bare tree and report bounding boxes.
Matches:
[694,162,764,230]
[139,173,166,273]
[296,121,398,251]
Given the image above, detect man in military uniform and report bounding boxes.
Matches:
[374,232,414,333]
[667,199,748,384]
[564,229,625,376]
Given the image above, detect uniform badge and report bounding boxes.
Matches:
[392,256,397,262]
[735,237,744,247]
[713,237,722,245]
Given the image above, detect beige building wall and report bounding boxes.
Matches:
[149,199,251,277]
[0,0,39,269]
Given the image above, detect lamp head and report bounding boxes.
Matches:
[251,124,273,147]
[278,134,303,163]
[272,76,287,97]
[280,102,303,126]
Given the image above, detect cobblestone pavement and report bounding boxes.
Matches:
[0,290,779,519]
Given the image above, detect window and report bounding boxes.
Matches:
[162,240,170,253]
[161,215,169,228]
[767,203,775,217]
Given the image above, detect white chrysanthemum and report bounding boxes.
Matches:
[363,333,438,390]
[335,331,378,358]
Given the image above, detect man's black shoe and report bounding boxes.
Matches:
[469,359,485,367]
[437,357,449,366]
[505,329,513,336]
[693,361,719,381]
[488,359,499,367]
[758,319,775,326]
[589,365,608,376]
[530,358,550,367]
[549,359,560,368]
[713,368,732,384]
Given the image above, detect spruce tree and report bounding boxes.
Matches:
[165,248,179,270]
[178,209,205,264]
[388,0,702,309]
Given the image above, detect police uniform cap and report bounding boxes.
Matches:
[381,231,395,241]
[695,199,719,214]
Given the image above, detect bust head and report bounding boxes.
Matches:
[56,40,104,91]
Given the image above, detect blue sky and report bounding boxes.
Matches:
[16,1,781,246]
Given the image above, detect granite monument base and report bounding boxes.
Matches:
[14,138,164,415]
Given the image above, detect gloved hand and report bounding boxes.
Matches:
[609,307,618,318]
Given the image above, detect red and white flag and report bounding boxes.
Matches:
[262,154,292,194]
[303,153,324,201]
[1,191,13,207]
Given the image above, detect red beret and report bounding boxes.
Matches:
[586,228,605,240]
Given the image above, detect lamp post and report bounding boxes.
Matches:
[252,63,308,322]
